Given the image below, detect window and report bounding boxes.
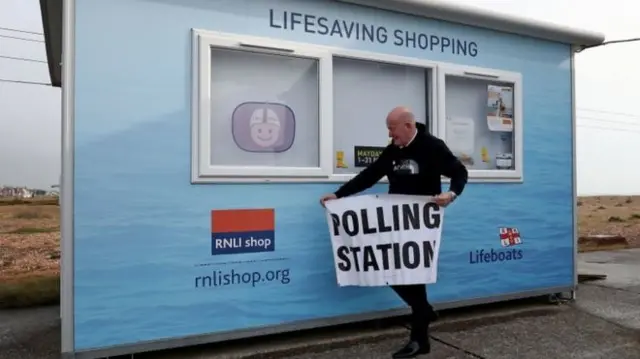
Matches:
[332,55,435,180]
[191,30,333,182]
[192,30,524,184]
[437,65,523,181]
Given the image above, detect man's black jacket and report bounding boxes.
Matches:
[335,122,468,198]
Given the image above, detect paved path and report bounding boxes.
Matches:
[0,305,59,359]
[271,250,640,359]
[258,286,640,359]
[576,248,640,332]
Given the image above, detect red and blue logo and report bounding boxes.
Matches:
[499,227,522,247]
[469,227,524,264]
[210,208,275,256]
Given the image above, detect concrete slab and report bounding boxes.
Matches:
[626,285,640,294]
[283,339,475,359]
[433,303,640,359]
[574,284,640,330]
[578,249,640,291]
[579,248,640,265]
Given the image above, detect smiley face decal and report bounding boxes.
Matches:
[232,102,296,153]
[249,108,281,148]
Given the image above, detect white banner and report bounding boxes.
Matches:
[324,194,444,287]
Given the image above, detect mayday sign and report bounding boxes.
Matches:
[324,194,443,287]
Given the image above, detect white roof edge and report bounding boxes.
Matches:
[337,0,606,47]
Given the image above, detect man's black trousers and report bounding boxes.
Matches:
[390,284,435,344]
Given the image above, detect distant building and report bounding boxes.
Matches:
[32,189,48,197]
[0,186,49,198]
[19,187,33,198]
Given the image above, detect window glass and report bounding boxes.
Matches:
[209,48,320,168]
[444,75,515,171]
[332,57,430,175]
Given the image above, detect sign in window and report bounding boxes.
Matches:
[443,75,516,171]
[209,48,320,169]
[332,56,431,176]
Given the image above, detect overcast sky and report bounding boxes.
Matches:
[0,0,639,195]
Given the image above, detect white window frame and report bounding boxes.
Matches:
[437,64,524,183]
[327,49,438,183]
[191,29,334,183]
[191,30,524,184]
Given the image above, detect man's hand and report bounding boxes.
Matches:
[434,191,456,207]
[320,193,338,207]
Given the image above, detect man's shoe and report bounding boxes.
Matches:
[391,340,431,359]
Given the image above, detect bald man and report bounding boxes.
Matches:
[320,106,468,359]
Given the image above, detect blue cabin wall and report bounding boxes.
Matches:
[72,0,573,350]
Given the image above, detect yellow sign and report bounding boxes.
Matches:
[481,146,490,163]
[354,146,386,167]
[336,151,348,168]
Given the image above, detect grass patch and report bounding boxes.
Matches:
[12,210,51,219]
[629,213,640,220]
[0,198,58,206]
[5,227,59,234]
[0,273,60,309]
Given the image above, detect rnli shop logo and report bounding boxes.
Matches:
[210,208,275,255]
[469,227,523,264]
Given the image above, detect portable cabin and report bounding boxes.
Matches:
[39,0,605,357]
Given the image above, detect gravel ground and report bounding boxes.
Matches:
[0,306,59,359]
[578,196,640,248]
